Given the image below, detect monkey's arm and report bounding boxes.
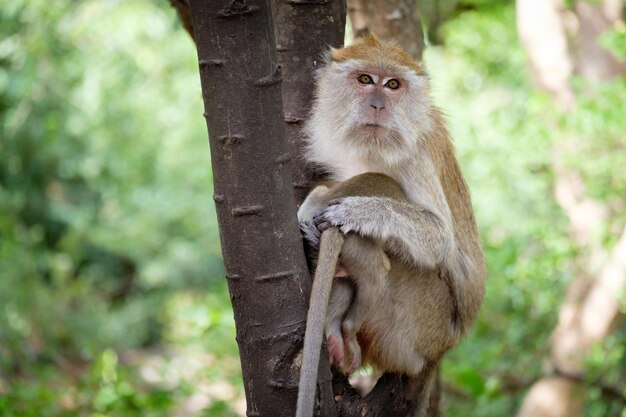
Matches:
[315,195,485,335]
[314,196,454,270]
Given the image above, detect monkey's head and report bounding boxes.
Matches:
[305,34,433,173]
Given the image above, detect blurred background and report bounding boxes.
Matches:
[0,0,624,416]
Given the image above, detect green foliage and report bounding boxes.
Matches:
[0,0,242,415]
[428,3,625,416]
[599,20,626,61]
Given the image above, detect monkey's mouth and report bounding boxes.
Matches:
[354,123,390,135]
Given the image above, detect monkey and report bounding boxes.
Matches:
[295,33,487,417]
[296,173,407,417]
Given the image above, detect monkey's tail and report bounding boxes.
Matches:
[296,227,344,417]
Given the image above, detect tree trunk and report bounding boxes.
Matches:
[514,139,625,417]
[417,0,458,45]
[272,0,346,204]
[272,1,347,413]
[188,1,311,415]
[516,0,626,107]
[515,0,575,108]
[574,0,626,81]
[347,0,425,59]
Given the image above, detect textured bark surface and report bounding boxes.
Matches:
[272,2,345,414]
[188,1,311,415]
[272,0,346,205]
[347,0,424,59]
[332,372,427,416]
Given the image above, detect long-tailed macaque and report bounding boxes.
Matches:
[296,173,407,417]
[295,34,487,417]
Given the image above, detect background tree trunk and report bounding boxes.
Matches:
[516,0,575,108]
[574,0,626,81]
[516,0,625,106]
[170,0,195,41]
[417,0,458,45]
[515,1,626,416]
[347,0,425,59]
[188,1,311,415]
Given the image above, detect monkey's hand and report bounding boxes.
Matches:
[300,219,322,252]
[312,196,382,236]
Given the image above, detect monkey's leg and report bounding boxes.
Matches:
[338,235,391,374]
[324,279,354,369]
[296,227,344,417]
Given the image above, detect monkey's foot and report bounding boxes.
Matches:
[334,265,349,278]
[343,340,362,375]
[326,333,345,368]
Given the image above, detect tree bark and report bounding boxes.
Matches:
[347,0,425,59]
[272,0,346,204]
[188,1,311,415]
[272,1,347,413]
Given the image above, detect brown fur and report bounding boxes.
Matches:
[330,33,424,75]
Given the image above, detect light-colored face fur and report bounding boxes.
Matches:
[304,34,433,179]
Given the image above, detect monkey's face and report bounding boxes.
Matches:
[350,71,402,128]
[319,61,431,164]
[304,34,435,170]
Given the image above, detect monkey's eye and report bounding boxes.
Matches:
[386,79,400,89]
[357,74,374,85]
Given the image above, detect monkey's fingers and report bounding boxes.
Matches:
[327,198,342,206]
[314,204,355,235]
[312,212,335,232]
[299,219,321,249]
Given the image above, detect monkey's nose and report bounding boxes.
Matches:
[370,104,385,110]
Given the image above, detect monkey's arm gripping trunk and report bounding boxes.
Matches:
[296,227,344,417]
